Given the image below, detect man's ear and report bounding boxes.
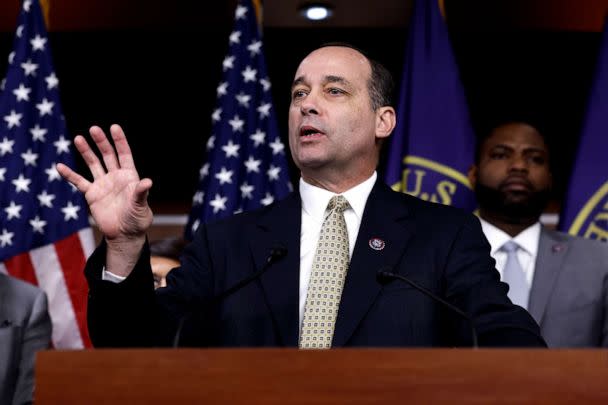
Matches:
[375,106,396,139]
[467,164,478,189]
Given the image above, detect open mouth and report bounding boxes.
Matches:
[300,126,324,137]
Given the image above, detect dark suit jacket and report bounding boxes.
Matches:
[86,181,545,348]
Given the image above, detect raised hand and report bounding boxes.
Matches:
[57,124,153,275]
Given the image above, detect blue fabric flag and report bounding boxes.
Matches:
[0,0,95,348]
[384,0,476,210]
[558,19,608,241]
[185,0,292,240]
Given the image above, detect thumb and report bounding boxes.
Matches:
[134,178,153,205]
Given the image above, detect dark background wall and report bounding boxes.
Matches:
[0,1,603,212]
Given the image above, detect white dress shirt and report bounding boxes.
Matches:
[479,218,541,293]
[298,172,376,326]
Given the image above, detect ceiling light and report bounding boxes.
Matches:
[300,4,333,21]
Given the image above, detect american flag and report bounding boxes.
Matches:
[185,0,292,239]
[0,0,94,348]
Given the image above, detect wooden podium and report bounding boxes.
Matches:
[35,349,608,403]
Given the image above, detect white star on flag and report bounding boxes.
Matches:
[241,65,257,82]
[229,31,241,45]
[215,167,234,184]
[250,129,265,147]
[244,156,261,173]
[217,82,228,97]
[29,215,47,233]
[13,83,31,101]
[267,165,281,181]
[45,163,61,181]
[212,108,222,122]
[261,192,274,206]
[240,182,254,199]
[223,56,235,71]
[61,201,80,220]
[222,140,240,158]
[0,229,14,247]
[0,137,15,155]
[235,92,251,107]
[247,40,262,56]
[20,59,38,76]
[37,190,55,207]
[209,193,228,213]
[257,102,271,119]
[5,201,23,219]
[21,148,38,166]
[45,72,58,89]
[269,138,285,155]
[30,34,47,51]
[53,135,71,153]
[12,174,31,193]
[30,124,47,141]
[228,115,245,132]
[36,97,54,116]
[4,110,23,128]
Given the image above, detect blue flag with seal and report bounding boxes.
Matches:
[384,0,476,210]
[558,18,608,241]
[185,0,292,240]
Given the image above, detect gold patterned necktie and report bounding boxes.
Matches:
[299,195,350,349]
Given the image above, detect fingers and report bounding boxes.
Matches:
[134,178,153,205]
[89,126,120,171]
[74,135,107,179]
[56,162,90,194]
[110,124,137,170]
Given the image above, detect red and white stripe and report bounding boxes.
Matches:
[0,228,95,348]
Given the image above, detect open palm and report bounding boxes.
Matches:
[57,125,153,242]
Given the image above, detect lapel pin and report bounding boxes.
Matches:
[369,237,385,251]
[552,244,565,253]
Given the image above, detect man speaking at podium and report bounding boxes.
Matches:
[58,44,545,348]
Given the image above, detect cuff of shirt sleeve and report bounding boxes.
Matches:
[101,267,127,283]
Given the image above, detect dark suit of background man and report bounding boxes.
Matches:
[468,122,608,347]
[58,44,545,348]
[0,273,52,405]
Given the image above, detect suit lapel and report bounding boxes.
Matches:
[528,227,569,325]
[332,181,415,347]
[250,193,301,347]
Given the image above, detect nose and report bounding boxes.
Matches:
[509,154,528,172]
[300,92,319,116]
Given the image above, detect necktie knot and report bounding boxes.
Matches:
[501,240,519,253]
[327,195,349,214]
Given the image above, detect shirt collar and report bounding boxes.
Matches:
[479,218,541,256]
[299,172,377,220]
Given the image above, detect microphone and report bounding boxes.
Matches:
[172,244,287,347]
[376,269,478,348]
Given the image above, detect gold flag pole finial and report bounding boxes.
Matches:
[438,0,446,20]
[40,0,51,28]
[252,0,263,28]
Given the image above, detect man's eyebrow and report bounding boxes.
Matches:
[324,75,350,86]
[491,143,547,154]
[292,76,305,89]
[291,75,352,89]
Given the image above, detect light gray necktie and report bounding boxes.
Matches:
[501,240,529,309]
[299,195,350,349]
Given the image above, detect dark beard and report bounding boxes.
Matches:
[474,181,551,224]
